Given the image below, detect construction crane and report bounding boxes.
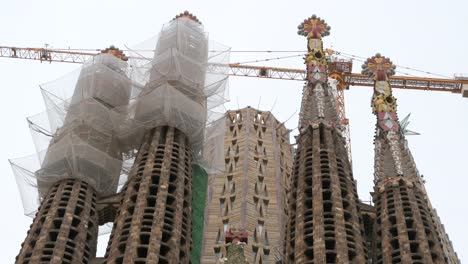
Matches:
[1,45,467,163]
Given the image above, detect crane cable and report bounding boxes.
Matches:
[231,54,306,65]
[331,49,452,79]
[334,52,419,78]
[53,48,307,53]
[43,47,454,79]
[226,49,451,79]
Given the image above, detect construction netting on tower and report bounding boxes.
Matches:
[11,53,133,216]
[116,17,230,167]
[10,18,230,217]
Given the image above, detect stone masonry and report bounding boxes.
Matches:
[202,107,293,264]
[16,179,99,264]
[104,126,193,264]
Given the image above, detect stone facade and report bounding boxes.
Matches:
[16,179,98,264]
[286,124,368,263]
[104,126,193,263]
[201,107,293,264]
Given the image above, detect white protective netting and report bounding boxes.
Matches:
[10,16,230,217]
[117,17,230,158]
[34,54,131,199]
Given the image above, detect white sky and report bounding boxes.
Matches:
[1,0,467,261]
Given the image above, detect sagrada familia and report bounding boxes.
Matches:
[13,12,459,264]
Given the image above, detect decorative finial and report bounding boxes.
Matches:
[173,10,202,24]
[100,46,128,61]
[362,53,396,81]
[225,227,248,244]
[297,15,331,38]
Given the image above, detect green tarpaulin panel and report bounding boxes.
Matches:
[191,164,208,264]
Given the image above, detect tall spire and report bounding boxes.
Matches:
[365,54,460,263]
[105,12,208,263]
[285,15,368,263]
[362,54,406,178]
[297,15,339,128]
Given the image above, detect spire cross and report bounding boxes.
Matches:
[362,53,396,81]
[297,15,331,85]
[297,15,330,39]
[363,54,399,132]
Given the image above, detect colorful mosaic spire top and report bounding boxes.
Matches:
[363,53,399,131]
[297,15,332,124]
[362,53,396,81]
[364,53,403,176]
[297,15,330,39]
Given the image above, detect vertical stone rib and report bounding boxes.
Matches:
[104,126,192,264]
[16,179,98,264]
[241,108,251,227]
[177,129,192,262]
[285,138,300,263]
[326,128,349,263]
[310,128,325,264]
[375,189,391,262]
[292,131,308,263]
[393,187,413,263]
[270,114,285,255]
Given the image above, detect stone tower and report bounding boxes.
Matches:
[104,126,193,263]
[364,54,460,263]
[201,107,293,264]
[104,12,208,264]
[285,15,368,263]
[15,179,99,264]
[15,49,130,264]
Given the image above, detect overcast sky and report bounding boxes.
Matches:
[1,0,467,261]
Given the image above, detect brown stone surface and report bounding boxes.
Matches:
[97,194,121,225]
[201,107,293,264]
[360,202,377,262]
[373,178,447,263]
[368,52,460,263]
[372,135,460,263]
[286,124,368,263]
[104,126,192,264]
[16,178,98,264]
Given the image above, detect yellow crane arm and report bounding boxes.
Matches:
[2,45,466,93]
